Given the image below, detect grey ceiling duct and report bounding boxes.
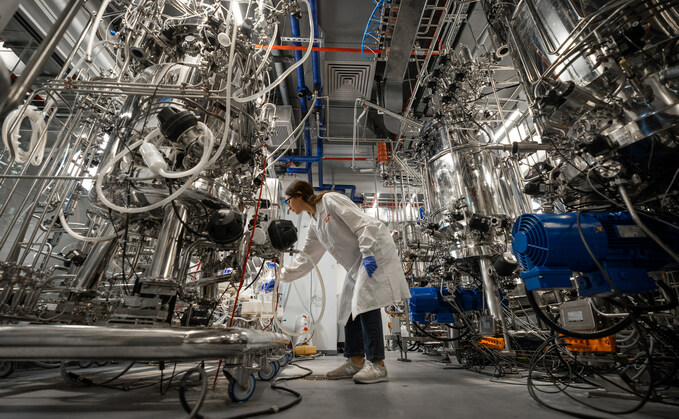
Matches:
[381,0,426,134]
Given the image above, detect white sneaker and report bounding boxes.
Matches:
[352,360,388,384]
[326,359,363,380]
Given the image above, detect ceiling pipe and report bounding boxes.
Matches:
[254,45,440,56]
[277,1,360,202]
[288,11,313,185]
[271,49,290,105]
[1,0,87,116]
[381,0,427,134]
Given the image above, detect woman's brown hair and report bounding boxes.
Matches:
[285,180,334,206]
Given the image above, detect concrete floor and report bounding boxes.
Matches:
[1,352,678,418]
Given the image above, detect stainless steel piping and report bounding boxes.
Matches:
[0,324,290,361]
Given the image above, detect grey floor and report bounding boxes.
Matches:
[1,352,678,418]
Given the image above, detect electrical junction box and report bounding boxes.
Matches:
[558,299,596,331]
[479,315,496,335]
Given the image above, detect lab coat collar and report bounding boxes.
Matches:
[312,198,326,221]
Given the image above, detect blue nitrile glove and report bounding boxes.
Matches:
[363,256,378,278]
[261,279,275,292]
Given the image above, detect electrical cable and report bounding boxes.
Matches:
[178,365,208,419]
[59,361,136,388]
[225,362,313,419]
[618,184,679,265]
[526,329,658,417]
[242,259,268,293]
[228,151,268,327]
[159,362,178,395]
[576,211,620,294]
[412,321,470,342]
[178,362,313,419]
[166,180,211,239]
[526,290,633,339]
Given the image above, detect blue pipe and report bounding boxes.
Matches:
[309,0,322,107]
[279,156,319,163]
[283,1,360,203]
[286,167,312,174]
[289,13,313,184]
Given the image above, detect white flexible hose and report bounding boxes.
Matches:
[254,23,278,76]
[94,9,240,215]
[86,0,112,62]
[202,12,239,171]
[232,0,314,103]
[58,209,122,242]
[142,122,215,179]
[1,106,47,166]
[273,249,326,337]
[95,139,201,214]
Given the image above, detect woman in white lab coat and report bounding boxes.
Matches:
[280,180,411,384]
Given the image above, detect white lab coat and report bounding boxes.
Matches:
[280,192,411,326]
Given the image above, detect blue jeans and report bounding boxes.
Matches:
[344,309,385,362]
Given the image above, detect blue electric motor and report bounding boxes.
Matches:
[511,212,679,296]
[408,287,484,323]
[408,287,456,324]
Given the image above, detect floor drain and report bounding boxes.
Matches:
[301,375,328,380]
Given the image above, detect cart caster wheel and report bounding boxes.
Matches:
[257,361,279,381]
[281,352,293,366]
[0,361,15,378]
[228,374,256,402]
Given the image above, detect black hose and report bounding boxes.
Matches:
[526,290,634,339]
[412,321,470,342]
[178,366,208,419]
[177,362,312,419]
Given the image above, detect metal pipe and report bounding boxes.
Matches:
[254,44,440,55]
[357,99,424,129]
[1,0,87,116]
[479,257,512,351]
[289,12,313,185]
[73,224,118,292]
[271,50,290,105]
[659,66,679,83]
[0,325,290,361]
[147,204,188,281]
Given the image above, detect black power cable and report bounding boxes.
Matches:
[412,320,470,342]
[178,362,312,419]
[166,180,211,239]
[525,336,654,419]
[242,259,268,293]
[526,290,633,339]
